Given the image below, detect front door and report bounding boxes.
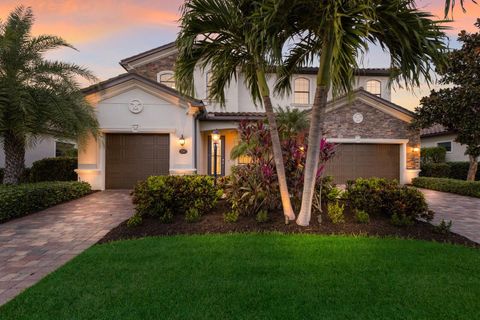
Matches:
[207,135,225,176]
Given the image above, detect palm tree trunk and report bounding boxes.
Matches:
[296,37,334,227]
[257,70,296,222]
[467,154,478,181]
[3,131,26,185]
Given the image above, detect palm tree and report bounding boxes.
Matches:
[0,6,98,185]
[269,0,449,226]
[175,0,296,222]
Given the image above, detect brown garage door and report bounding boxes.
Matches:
[324,144,399,184]
[105,134,169,189]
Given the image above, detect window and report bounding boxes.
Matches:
[437,141,452,153]
[293,77,310,104]
[55,141,77,157]
[365,80,381,96]
[158,72,175,89]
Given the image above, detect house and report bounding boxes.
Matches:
[420,124,468,162]
[77,42,420,190]
[0,137,76,168]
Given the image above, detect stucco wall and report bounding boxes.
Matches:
[78,85,196,190]
[421,134,468,162]
[0,136,56,168]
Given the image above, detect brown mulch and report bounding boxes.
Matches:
[98,200,479,248]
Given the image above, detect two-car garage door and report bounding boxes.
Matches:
[105,134,169,189]
[324,143,400,184]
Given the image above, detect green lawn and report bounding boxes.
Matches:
[1,234,479,320]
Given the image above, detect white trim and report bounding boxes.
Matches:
[127,47,178,69]
[101,128,177,134]
[157,70,175,87]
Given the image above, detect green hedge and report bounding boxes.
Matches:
[421,147,446,165]
[132,175,222,223]
[346,178,433,224]
[419,163,451,178]
[447,162,480,180]
[412,177,480,198]
[30,157,77,182]
[0,181,91,223]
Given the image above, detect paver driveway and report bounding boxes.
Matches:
[420,188,480,244]
[0,190,133,305]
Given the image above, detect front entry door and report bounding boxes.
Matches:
[207,135,225,176]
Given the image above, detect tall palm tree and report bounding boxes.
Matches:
[269,0,449,226]
[175,0,296,222]
[0,6,99,184]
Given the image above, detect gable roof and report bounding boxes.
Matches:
[119,42,177,70]
[82,72,204,107]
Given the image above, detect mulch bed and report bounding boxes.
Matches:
[99,200,479,248]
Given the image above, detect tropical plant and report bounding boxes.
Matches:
[0,6,98,184]
[262,0,448,226]
[413,20,480,181]
[175,0,296,222]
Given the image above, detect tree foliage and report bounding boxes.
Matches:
[413,20,480,180]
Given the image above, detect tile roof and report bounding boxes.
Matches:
[420,124,452,137]
[295,67,391,76]
[200,111,266,121]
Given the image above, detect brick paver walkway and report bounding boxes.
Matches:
[420,188,480,244]
[0,190,133,305]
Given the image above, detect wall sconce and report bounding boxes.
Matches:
[179,134,186,146]
[212,129,220,144]
[413,147,420,153]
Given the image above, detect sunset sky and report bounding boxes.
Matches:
[1,0,480,110]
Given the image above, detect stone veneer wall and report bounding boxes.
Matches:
[324,100,420,170]
[132,52,178,82]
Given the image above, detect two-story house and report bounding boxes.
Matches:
[77,42,420,189]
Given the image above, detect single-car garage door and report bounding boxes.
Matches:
[105,134,170,189]
[324,143,400,184]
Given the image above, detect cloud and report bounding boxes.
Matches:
[418,0,480,34]
[0,0,183,43]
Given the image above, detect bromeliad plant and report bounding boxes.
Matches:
[227,119,336,217]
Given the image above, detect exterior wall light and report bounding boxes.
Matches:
[212,130,220,144]
[413,147,420,153]
[179,134,186,146]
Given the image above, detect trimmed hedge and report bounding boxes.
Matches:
[412,177,480,198]
[0,181,91,223]
[30,157,77,182]
[421,147,446,165]
[346,178,433,224]
[132,175,222,224]
[419,163,451,178]
[447,162,480,181]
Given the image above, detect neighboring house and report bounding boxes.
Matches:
[77,41,420,190]
[0,137,76,168]
[420,124,468,162]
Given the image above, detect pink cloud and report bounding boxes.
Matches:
[418,0,480,34]
[0,0,183,43]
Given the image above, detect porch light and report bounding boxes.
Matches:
[179,134,186,146]
[413,147,420,153]
[212,129,220,144]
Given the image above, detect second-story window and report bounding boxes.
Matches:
[366,80,381,97]
[158,72,175,89]
[293,77,310,104]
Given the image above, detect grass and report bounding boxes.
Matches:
[1,234,479,320]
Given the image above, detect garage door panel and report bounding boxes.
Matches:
[324,143,399,184]
[106,134,170,189]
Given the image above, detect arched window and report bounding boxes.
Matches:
[293,77,310,104]
[158,72,175,89]
[365,80,381,97]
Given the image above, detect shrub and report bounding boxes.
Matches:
[127,213,142,227]
[346,178,433,223]
[421,147,446,165]
[131,175,221,224]
[30,157,77,182]
[224,211,239,223]
[327,201,345,224]
[354,209,370,224]
[412,177,480,198]
[185,208,201,223]
[434,219,453,234]
[391,213,414,227]
[420,163,451,178]
[447,162,480,181]
[0,181,91,223]
[256,209,269,223]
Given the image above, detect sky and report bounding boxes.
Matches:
[1,0,480,110]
